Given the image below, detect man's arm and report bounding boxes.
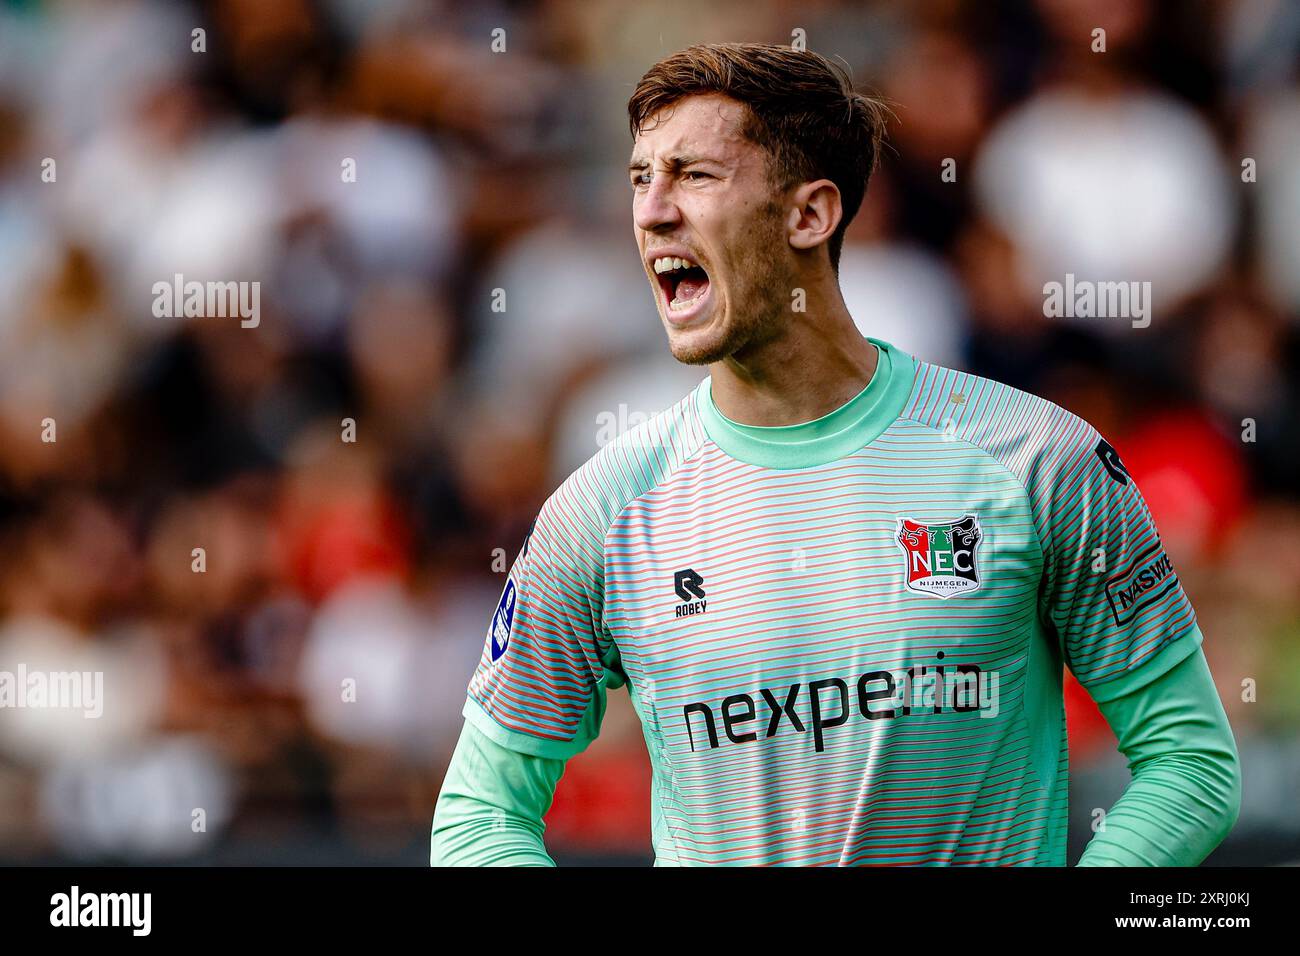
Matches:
[1028,415,1241,865]
[431,475,620,866]
[430,719,565,867]
[1077,646,1241,866]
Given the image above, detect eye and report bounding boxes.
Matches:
[683,170,713,183]
[630,170,651,188]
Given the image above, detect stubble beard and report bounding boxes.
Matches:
[666,201,792,367]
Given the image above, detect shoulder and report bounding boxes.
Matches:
[897,357,1108,492]
[537,383,711,545]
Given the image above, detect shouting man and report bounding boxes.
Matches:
[430,42,1240,866]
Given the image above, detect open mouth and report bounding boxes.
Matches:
[651,255,711,317]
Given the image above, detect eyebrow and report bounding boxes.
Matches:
[627,153,719,173]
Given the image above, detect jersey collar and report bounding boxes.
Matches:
[696,337,915,469]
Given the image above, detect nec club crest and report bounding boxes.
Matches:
[895,514,984,598]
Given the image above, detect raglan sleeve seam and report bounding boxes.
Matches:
[895,413,1050,572]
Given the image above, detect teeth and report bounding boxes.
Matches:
[652,256,697,274]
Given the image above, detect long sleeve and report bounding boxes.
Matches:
[430,718,567,866]
[433,477,622,866]
[1076,646,1241,866]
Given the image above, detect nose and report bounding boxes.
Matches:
[633,175,682,234]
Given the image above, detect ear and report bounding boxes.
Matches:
[786,179,843,255]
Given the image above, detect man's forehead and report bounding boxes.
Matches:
[630,93,749,162]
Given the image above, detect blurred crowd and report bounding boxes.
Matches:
[0,0,1297,865]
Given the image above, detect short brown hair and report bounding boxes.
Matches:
[628,42,888,271]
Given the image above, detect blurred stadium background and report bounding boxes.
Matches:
[0,0,1296,865]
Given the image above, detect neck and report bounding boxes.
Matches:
[708,280,877,426]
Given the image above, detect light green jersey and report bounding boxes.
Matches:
[463,338,1202,865]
